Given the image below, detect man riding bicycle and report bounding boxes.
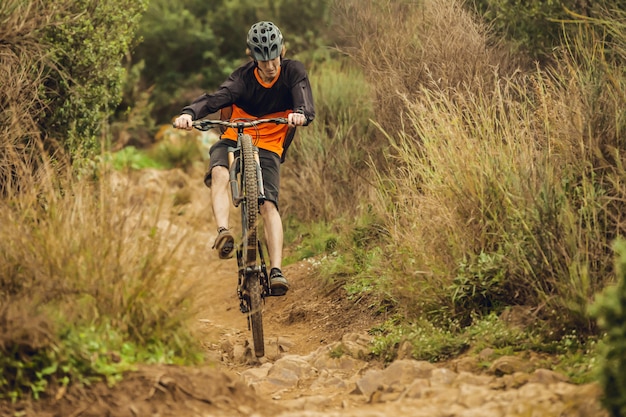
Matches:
[173,21,315,296]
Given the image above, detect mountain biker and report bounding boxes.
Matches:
[173,21,315,296]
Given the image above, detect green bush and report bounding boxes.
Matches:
[470,0,616,59]
[42,0,148,157]
[591,239,626,417]
[111,146,164,171]
[1,0,148,188]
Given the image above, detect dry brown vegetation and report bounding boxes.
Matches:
[0,1,68,194]
[315,0,626,333]
[0,155,210,398]
[330,0,522,138]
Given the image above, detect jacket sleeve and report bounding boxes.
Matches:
[181,69,245,120]
[289,61,315,125]
[181,87,234,120]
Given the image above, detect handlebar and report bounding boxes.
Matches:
[175,117,290,131]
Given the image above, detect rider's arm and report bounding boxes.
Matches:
[288,61,315,125]
[181,86,234,120]
[179,65,248,120]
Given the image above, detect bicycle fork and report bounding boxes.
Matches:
[228,145,267,207]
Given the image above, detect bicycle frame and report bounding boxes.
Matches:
[190,117,289,357]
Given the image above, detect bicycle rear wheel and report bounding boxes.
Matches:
[240,133,264,357]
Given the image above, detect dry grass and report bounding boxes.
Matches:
[325,0,626,332]
[0,159,208,397]
[331,0,520,139]
[0,0,70,194]
[281,59,377,222]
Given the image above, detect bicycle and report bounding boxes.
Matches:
[191,117,289,358]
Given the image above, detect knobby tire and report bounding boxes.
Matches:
[241,134,264,357]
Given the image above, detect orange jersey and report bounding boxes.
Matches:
[181,59,315,158]
[220,67,291,155]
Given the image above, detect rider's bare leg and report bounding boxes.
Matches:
[260,201,283,270]
[211,166,231,230]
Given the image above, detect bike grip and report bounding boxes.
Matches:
[172,121,197,129]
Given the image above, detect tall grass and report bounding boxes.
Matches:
[0,0,65,194]
[330,0,521,142]
[281,58,377,222]
[0,160,207,399]
[324,0,626,336]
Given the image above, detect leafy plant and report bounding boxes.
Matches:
[283,218,340,264]
[450,251,508,321]
[111,146,164,171]
[370,317,469,363]
[590,239,626,417]
[43,0,149,156]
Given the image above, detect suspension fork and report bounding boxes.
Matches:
[228,147,243,206]
[253,146,266,200]
[228,143,266,205]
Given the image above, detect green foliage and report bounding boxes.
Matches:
[109,139,203,172]
[283,219,339,264]
[42,0,149,157]
[369,312,597,381]
[0,319,203,401]
[132,0,230,121]
[469,0,613,59]
[370,317,469,363]
[590,239,626,417]
[283,212,397,313]
[549,335,599,384]
[111,146,164,171]
[450,251,509,320]
[0,340,59,402]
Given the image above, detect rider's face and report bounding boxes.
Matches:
[257,57,281,81]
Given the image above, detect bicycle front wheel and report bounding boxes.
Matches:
[240,133,264,357]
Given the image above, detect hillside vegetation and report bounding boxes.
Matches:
[2,0,626,414]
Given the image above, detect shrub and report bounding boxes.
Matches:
[470,0,616,59]
[0,0,148,190]
[590,239,626,417]
[43,0,149,157]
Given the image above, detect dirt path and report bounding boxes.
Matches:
[196,254,377,358]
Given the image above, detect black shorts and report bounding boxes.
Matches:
[205,139,281,210]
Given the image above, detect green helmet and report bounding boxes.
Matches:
[247,21,284,61]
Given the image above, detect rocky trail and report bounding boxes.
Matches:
[6,167,608,417]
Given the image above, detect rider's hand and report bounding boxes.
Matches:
[174,114,193,130]
[288,112,306,127]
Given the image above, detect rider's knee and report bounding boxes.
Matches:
[211,165,229,183]
[260,200,279,216]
